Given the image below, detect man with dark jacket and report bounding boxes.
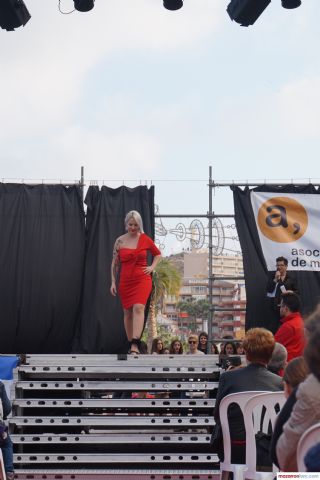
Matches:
[275,292,305,362]
[212,328,283,464]
[266,256,298,333]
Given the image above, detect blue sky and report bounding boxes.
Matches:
[0,0,319,252]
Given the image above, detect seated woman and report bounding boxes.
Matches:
[270,356,309,467]
[276,321,320,471]
[212,328,283,464]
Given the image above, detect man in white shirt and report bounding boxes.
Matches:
[187,334,205,355]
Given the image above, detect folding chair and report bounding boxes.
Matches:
[243,391,285,480]
[219,391,268,480]
[0,449,5,480]
[297,422,320,472]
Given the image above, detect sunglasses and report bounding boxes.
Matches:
[189,340,197,344]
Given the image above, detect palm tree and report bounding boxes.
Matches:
[147,259,182,347]
[176,298,210,332]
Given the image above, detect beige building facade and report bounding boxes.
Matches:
[162,250,246,339]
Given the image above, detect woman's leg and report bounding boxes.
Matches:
[123,308,133,341]
[132,303,145,340]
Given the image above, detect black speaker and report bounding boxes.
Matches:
[227,0,271,26]
[281,0,301,8]
[163,0,183,11]
[74,0,95,12]
[0,0,31,31]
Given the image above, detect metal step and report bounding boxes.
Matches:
[13,398,215,409]
[13,469,220,479]
[18,365,220,379]
[14,452,219,465]
[10,415,214,428]
[24,354,220,367]
[11,433,212,445]
[15,380,218,392]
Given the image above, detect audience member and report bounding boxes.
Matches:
[270,356,309,467]
[211,342,219,354]
[198,331,208,354]
[212,328,283,464]
[169,339,183,354]
[151,337,164,354]
[0,381,14,479]
[274,292,305,362]
[266,256,298,333]
[162,347,170,354]
[267,342,287,376]
[304,305,320,339]
[236,341,244,355]
[225,342,237,355]
[276,321,320,471]
[186,334,204,355]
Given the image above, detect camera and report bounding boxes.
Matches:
[221,355,242,370]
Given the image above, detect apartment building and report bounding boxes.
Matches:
[161,249,246,339]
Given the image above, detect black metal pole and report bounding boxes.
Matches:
[80,166,84,203]
[208,166,214,353]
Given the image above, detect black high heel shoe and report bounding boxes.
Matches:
[129,338,141,354]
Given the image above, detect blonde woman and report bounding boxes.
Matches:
[110,210,161,354]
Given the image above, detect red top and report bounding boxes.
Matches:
[275,311,305,362]
[118,233,161,309]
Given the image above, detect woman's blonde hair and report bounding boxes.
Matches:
[124,210,144,233]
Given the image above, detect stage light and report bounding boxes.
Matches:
[0,0,31,31]
[281,0,301,8]
[163,0,183,11]
[74,0,95,12]
[227,0,271,26]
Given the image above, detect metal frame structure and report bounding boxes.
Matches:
[10,354,221,479]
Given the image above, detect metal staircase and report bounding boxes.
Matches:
[10,354,221,479]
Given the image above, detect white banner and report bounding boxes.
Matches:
[251,192,320,271]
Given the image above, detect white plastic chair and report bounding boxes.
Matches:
[297,422,320,472]
[219,391,268,480]
[0,449,5,480]
[243,391,285,480]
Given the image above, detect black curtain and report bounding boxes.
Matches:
[232,185,320,332]
[0,184,85,353]
[77,185,155,354]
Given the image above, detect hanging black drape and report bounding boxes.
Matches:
[0,184,85,353]
[77,185,155,354]
[232,185,320,332]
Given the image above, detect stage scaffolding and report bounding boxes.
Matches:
[4,167,319,349]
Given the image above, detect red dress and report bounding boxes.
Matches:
[118,233,161,309]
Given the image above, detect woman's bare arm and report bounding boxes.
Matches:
[110,237,122,295]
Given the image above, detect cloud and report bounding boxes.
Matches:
[0,0,224,178]
[278,76,320,138]
[55,126,160,178]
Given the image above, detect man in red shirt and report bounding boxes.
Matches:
[275,292,305,362]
